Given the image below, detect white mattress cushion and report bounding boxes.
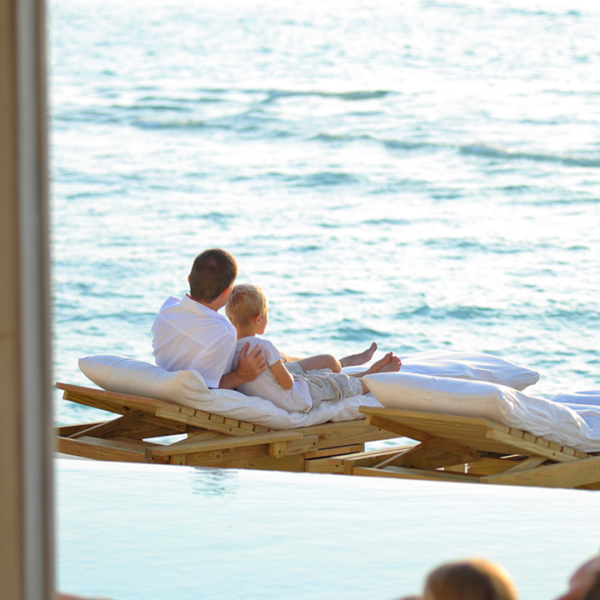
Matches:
[78,355,380,429]
[398,350,540,391]
[364,372,600,453]
[551,391,600,407]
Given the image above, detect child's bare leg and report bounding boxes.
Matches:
[360,378,369,394]
[339,342,377,368]
[287,343,379,374]
[294,354,342,373]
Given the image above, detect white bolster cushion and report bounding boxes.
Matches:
[398,350,540,391]
[363,372,600,453]
[78,354,211,403]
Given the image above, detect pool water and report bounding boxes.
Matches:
[57,459,600,600]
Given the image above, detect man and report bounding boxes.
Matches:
[152,248,266,389]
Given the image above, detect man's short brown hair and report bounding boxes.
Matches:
[189,249,238,304]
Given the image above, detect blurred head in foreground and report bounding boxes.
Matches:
[556,556,600,600]
[423,558,517,600]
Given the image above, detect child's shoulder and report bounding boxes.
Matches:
[235,336,276,349]
[235,336,280,356]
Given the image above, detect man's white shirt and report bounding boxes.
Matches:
[151,295,236,388]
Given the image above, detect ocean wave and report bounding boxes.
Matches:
[54,98,600,172]
[501,7,582,18]
[423,238,532,255]
[267,171,361,187]
[261,89,390,104]
[312,135,600,170]
[329,325,394,341]
[545,307,600,322]
[394,304,528,322]
[460,144,600,168]
[362,218,411,226]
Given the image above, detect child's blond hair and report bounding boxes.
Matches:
[424,558,517,600]
[225,284,268,327]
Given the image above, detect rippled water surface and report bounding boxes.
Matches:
[51,0,600,596]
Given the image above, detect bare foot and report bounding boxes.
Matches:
[379,356,402,372]
[340,342,378,367]
[364,352,401,375]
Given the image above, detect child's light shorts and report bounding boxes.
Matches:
[284,361,363,407]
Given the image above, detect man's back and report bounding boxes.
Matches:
[152,294,237,388]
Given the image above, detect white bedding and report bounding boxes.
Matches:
[77,352,600,452]
[398,350,540,391]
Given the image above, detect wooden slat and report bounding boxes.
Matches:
[170,449,222,467]
[353,466,479,483]
[365,415,432,442]
[295,420,396,450]
[154,406,249,437]
[70,411,145,439]
[149,430,303,458]
[304,457,345,474]
[246,454,304,473]
[59,385,165,413]
[499,456,547,475]
[485,429,583,463]
[329,445,414,475]
[57,421,109,437]
[467,457,522,476]
[481,456,600,488]
[183,431,224,443]
[154,435,317,468]
[360,406,509,432]
[59,383,262,436]
[284,435,319,456]
[70,411,189,441]
[382,437,480,470]
[303,444,364,460]
[57,436,147,463]
[62,390,132,416]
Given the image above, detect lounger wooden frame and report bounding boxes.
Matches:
[331,406,600,490]
[55,383,398,473]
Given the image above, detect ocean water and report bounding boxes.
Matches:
[50,0,600,597]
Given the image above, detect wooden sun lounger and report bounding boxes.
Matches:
[55,383,399,473]
[331,406,600,489]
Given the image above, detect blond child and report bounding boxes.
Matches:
[225,284,401,413]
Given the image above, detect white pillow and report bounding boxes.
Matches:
[78,354,212,404]
[364,372,600,453]
[398,350,540,391]
[364,372,504,422]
